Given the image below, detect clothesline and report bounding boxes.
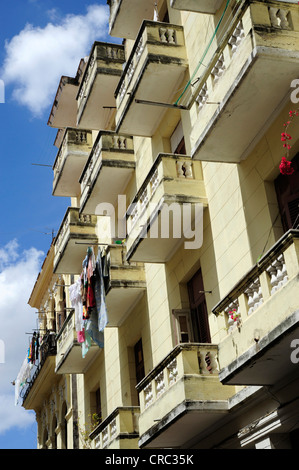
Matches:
[74,241,124,246]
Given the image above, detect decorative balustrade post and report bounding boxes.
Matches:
[211,54,225,85]
[224,299,241,332]
[155,371,166,399]
[266,253,288,295]
[198,349,213,375]
[167,357,178,386]
[196,82,209,110]
[159,27,176,44]
[144,382,153,409]
[269,7,290,30]
[228,21,245,56]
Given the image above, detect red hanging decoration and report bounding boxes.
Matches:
[279,110,297,175]
[279,157,295,175]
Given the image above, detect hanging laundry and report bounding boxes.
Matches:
[77,329,85,343]
[82,330,92,358]
[29,332,39,365]
[85,307,104,348]
[94,251,109,333]
[68,246,108,359]
[153,2,159,21]
[15,356,32,406]
[69,277,84,332]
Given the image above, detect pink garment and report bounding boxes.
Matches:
[77,329,85,343]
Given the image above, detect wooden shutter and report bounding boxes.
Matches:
[187,268,211,343]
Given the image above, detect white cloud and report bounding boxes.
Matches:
[0,240,44,434]
[2,4,110,117]
[0,395,35,435]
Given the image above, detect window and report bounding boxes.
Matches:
[90,387,102,425]
[95,388,102,424]
[171,121,186,155]
[134,339,145,385]
[172,309,193,344]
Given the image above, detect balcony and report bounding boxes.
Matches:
[52,128,92,197]
[137,343,234,448]
[90,407,140,449]
[170,0,223,14]
[190,0,299,163]
[48,59,85,129]
[21,332,57,410]
[103,244,146,326]
[76,42,125,130]
[80,131,135,215]
[55,311,101,374]
[115,21,188,137]
[53,207,98,274]
[108,0,158,39]
[213,229,299,387]
[126,154,207,263]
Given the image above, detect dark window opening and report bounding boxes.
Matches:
[134,338,145,385]
[187,268,211,343]
[275,154,299,231]
[95,388,102,424]
[174,137,186,155]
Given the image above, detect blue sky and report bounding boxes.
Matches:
[0,0,113,449]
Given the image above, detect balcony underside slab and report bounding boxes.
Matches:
[109,0,157,39]
[77,72,121,130]
[170,0,223,14]
[54,234,98,274]
[48,79,78,129]
[56,342,101,374]
[127,198,204,263]
[80,162,135,214]
[139,400,228,449]
[116,60,187,137]
[106,283,146,327]
[219,310,299,386]
[192,47,299,163]
[53,152,89,197]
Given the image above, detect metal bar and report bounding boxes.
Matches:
[134,99,188,110]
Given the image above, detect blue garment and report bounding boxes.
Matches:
[82,330,92,358]
[85,308,104,348]
[94,254,108,332]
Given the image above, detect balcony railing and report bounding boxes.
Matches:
[53,207,98,274]
[55,310,101,374]
[137,343,234,448]
[213,229,299,386]
[80,131,135,215]
[102,243,146,326]
[126,153,207,262]
[76,42,125,130]
[108,0,158,39]
[52,128,92,197]
[89,407,140,449]
[115,20,188,137]
[170,0,223,14]
[21,331,57,406]
[188,0,299,163]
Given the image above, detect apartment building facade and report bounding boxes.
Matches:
[17,0,299,450]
